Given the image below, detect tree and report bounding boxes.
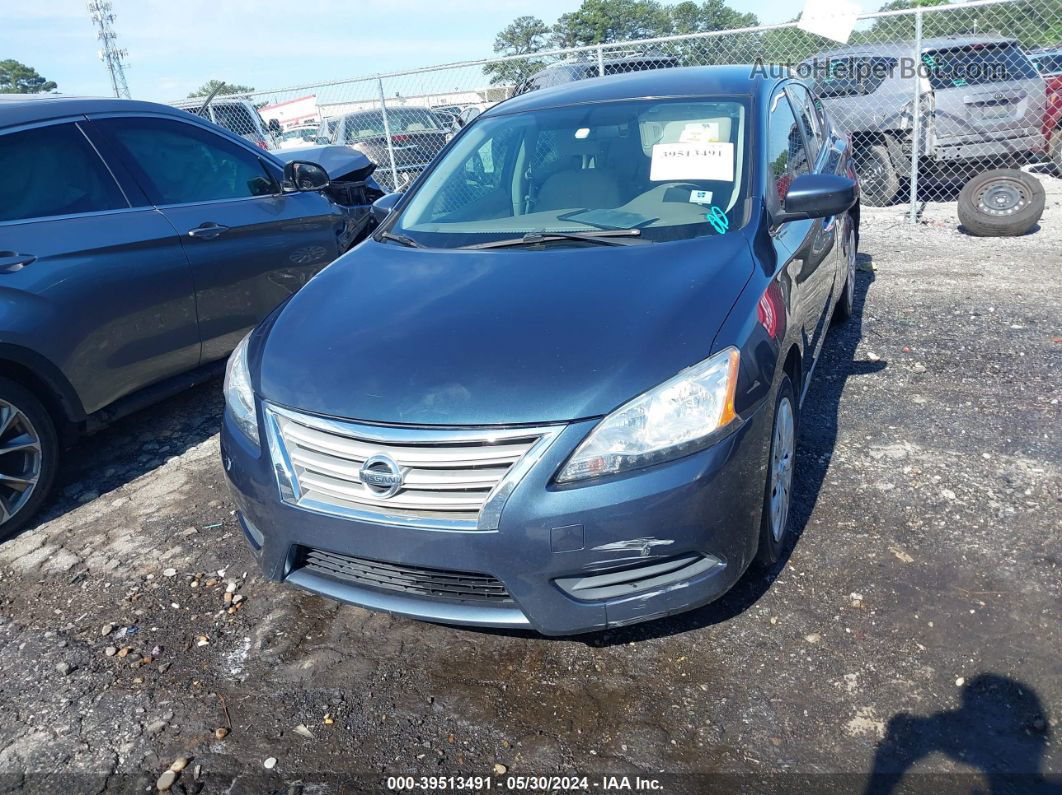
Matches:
[188,79,255,98]
[484,16,552,86]
[551,0,673,47]
[670,0,757,35]
[0,60,57,94]
[668,0,760,65]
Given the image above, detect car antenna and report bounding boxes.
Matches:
[197,81,226,119]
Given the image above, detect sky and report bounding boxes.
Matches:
[0,0,860,102]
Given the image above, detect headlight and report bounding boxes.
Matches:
[556,348,740,483]
[223,333,259,445]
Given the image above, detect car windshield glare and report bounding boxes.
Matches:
[389,98,749,249]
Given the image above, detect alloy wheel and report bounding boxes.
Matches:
[769,396,795,543]
[0,399,43,525]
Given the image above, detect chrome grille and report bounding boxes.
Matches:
[265,405,558,530]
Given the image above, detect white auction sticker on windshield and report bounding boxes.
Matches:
[679,122,721,143]
[650,142,734,182]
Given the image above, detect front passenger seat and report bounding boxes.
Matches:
[535,168,622,211]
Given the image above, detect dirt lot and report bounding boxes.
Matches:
[0,177,1059,793]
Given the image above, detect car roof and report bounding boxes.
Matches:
[813,34,1020,59]
[484,65,783,117]
[0,95,199,129]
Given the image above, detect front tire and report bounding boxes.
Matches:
[1049,131,1062,175]
[755,376,797,567]
[855,142,900,207]
[832,214,857,324]
[0,378,58,540]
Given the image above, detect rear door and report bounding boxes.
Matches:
[89,113,342,363]
[926,41,1046,148]
[0,119,200,415]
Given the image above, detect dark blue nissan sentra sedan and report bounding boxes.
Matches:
[222,66,860,635]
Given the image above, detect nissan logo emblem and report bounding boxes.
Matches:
[359,454,404,498]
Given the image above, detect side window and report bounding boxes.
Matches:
[0,123,127,223]
[94,116,276,205]
[786,84,821,164]
[766,90,811,202]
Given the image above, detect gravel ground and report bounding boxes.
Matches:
[0,175,1059,793]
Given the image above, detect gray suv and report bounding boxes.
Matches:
[808,36,1046,204]
[0,96,370,536]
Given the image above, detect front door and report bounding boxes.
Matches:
[89,114,342,362]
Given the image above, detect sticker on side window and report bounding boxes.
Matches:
[650,142,734,182]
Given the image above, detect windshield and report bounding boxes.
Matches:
[388,98,749,249]
[337,109,442,142]
[281,127,317,142]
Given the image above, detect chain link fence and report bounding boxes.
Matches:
[173,0,1061,222]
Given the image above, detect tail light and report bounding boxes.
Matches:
[256,140,269,150]
[391,134,410,144]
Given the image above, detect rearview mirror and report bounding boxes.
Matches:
[774,174,857,224]
[371,191,403,223]
[282,161,330,192]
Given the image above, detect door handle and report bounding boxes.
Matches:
[0,252,36,273]
[187,223,230,240]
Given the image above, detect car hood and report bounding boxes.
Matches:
[257,234,754,425]
[272,145,375,181]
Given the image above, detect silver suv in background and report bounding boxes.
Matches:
[170,97,277,150]
[808,36,1046,204]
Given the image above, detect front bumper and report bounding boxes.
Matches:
[221,402,770,636]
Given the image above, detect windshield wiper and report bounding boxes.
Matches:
[460,229,644,250]
[378,231,422,248]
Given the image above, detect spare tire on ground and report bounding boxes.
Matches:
[957,169,1045,237]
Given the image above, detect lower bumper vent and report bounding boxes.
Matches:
[296,547,512,603]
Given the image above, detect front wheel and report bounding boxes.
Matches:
[755,376,798,567]
[0,377,58,540]
[1049,131,1062,174]
[855,143,900,207]
[832,214,857,324]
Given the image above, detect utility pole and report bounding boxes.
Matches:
[87,0,131,98]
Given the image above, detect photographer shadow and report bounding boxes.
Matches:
[865,673,1057,794]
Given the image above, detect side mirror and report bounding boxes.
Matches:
[371,191,403,223]
[268,118,283,136]
[774,174,857,223]
[282,161,330,192]
[456,106,481,128]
